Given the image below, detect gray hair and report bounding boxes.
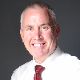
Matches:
[20,1,57,29]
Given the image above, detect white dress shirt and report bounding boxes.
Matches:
[11,47,80,80]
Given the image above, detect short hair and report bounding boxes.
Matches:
[20,1,57,29]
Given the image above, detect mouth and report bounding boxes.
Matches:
[32,43,45,48]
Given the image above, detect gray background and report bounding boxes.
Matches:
[0,0,80,80]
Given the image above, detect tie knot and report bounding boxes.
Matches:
[35,65,45,74]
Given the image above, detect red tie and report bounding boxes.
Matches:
[34,65,45,80]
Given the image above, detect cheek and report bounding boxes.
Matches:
[43,31,54,41]
[22,34,32,51]
[22,32,31,44]
[43,31,56,48]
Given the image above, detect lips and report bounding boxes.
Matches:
[34,44,41,47]
[32,43,45,47]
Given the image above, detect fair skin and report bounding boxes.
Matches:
[20,6,60,64]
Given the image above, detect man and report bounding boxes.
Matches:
[11,1,80,80]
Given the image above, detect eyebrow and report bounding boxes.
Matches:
[24,22,50,28]
[24,25,32,28]
[39,23,50,27]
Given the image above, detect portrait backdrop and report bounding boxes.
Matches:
[0,0,80,80]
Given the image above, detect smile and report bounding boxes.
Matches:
[32,43,45,47]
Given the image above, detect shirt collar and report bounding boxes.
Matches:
[33,47,62,67]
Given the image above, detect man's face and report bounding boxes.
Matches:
[20,6,59,62]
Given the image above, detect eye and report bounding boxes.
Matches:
[41,25,49,31]
[25,26,33,31]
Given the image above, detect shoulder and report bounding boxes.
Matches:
[11,60,33,80]
[58,52,80,69]
[59,53,80,77]
[60,52,80,62]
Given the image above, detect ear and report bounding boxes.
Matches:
[20,28,24,42]
[54,24,60,38]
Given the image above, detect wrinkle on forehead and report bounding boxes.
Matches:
[20,5,49,25]
[21,6,50,27]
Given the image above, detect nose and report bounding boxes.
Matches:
[33,28,42,40]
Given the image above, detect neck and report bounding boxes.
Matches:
[34,45,57,64]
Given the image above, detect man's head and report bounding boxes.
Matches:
[20,1,60,63]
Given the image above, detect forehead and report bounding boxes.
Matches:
[20,6,50,28]
[21,6,49,21]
